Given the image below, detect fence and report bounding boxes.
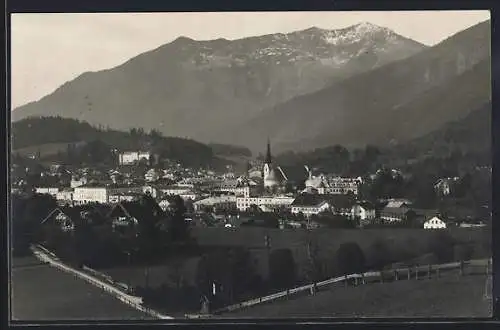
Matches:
[30,245,173,320]
[210,258,491,316]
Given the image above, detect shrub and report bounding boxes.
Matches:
[368,239,392,270]
[336,242,366,275]
[453,243,474,261]
[427,231,456,263]
[269,248,296,290]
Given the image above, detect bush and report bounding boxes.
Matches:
[368,239,392,270]
[269,248,296,290]
[453,244,474,261]
[336,242,366,275]
[427,231,456,263]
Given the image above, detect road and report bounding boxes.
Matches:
[11,256,155,321]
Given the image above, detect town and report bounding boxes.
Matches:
[12,140,490,232]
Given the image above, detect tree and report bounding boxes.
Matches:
[369,239,392,270]
[336,242,366,275]
[453,244,474,262]
[427,231,456,263]
[269,248,296,290]
[304,238,323,287]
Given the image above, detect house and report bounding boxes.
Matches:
[56,188,75,205]
[351,202,376,226]
[193,195,237,212]
[35,187,60,198]
[108,192,142,204]
[118,151,151,166]
[107,197,164,230]
[290,194,331,217]
[434,177,460,196]
[145,168,160,183]
[380,207,410,223]
[158,195,178,212]
[236,195,295,212]
[384,199,412,208]
[73,184,143,205]
[40,207,76,232]
[423,216,447,229]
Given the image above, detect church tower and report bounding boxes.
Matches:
[263,138,272,179]
[263,138,279,189]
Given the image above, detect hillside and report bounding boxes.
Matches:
[11,23,425,142]
[224,20,491,153]
[11,116,219,168]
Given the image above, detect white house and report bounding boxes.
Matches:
[351,202,376,225]
[55,188,74,204]
[193,195,237,211]
[236,195,295,212]
[118,151,151,165]
[145,169,160,183]
[35,187,60,198]
[70,176,88,188]
[424,216,447,229]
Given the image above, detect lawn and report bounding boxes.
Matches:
[11,256,155,321]
[219,273,492,318]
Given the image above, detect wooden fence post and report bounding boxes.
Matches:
[459,261,464,276]
[487,259,491,275]
[380,271,384,283]
[362,273,366,285]
[407,267,411,280]
[354,276,359,286]
[428,265,431,279]
[437,267,440,278]
[394,270,398,281]
[344,275,348,287]
[415,266,419,280]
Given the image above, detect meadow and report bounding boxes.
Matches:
[11,256,154,321]
[220,273,492,318]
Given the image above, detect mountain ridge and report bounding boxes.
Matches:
[12,22,426,142]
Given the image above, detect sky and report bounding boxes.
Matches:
[10,10,490,109]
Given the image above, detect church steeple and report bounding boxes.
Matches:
[265,138,272,164]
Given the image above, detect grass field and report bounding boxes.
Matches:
[219,273,492,318]
[11,256,154,321]
[96,227,490,293]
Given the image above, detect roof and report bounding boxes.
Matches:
[381,207,410,216]
[354,201,376,210]
[291,194,328,207]
[107,196,164,220]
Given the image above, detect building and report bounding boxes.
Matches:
[55,188,75,205]
[236,195,295,212]
[434,177,460,196]
[290,194,331,217]
[424,216,447,229]
[193,195,237,212]
[34,187,60,198]
[73,184,143,205]
[145,168,160,183]
[118,151,151,165]
[262,140,287,191]
[351,202,376,226]
[108,192,142,204]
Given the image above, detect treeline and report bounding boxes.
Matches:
[12,116,216,168]
[208,143,252,158]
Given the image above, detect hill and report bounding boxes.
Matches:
[11,23,425,142]
[11,116,220,168]
[224,20,491,153]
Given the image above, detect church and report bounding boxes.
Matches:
[262,139,288,192]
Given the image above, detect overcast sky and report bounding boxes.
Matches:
[11,10,490,109]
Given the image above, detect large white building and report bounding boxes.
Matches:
[236,195,295,212]
[73,185,143,205]
[118,151,151,165]
[194,195,237,211]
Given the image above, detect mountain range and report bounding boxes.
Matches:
[12,22,425,142]
[12,20,491,155]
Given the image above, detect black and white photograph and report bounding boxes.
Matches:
[9,10,492,321]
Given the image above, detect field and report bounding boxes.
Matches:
[11,256,154,321]
[219,273,492,318]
